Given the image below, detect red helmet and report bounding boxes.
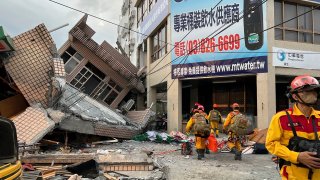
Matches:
[290,75,320,93]
[232,103,239,108]
[198,105,204,111]
[213,104,218,108]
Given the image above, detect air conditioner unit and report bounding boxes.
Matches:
[130,38,136,46]
[129,17,134,27]
[121,0,129,15]
[129,45,134,52]
[130,10,136,19]
[121,99,135,114]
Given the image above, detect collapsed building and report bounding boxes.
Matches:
[0,15,154,146]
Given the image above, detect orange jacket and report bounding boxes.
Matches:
[266,104,320,179]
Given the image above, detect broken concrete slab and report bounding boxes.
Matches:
[11,107,55,145]
[21,153,95,164]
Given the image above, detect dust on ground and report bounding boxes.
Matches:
[101,138,280,180]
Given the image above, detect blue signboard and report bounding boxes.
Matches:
[171,0,268,79]
[137,0,169,44]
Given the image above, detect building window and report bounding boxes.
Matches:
[68,62,123,106]
[61,46,84,74]
[151,24,167,62]
[137,2,143,26]
[143,0,148,20]
[149,0,154,11]
[70,64,104,95]
[92,79,123,105]
[274,0,320,44]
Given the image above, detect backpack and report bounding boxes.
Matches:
[209,110,221,122]
[228,113,248,135]
[192,113,210,136]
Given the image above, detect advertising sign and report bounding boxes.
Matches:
[171,0,268,79]
[137,0,169,44]
[273,47,320,70]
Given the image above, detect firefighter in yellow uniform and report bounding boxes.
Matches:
[186,106,210,160]
[266,75,320,180]
[207,103,222,138]
[223,103,242,160]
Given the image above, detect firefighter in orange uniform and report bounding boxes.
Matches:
[223,103,242,160]
[207,104,222,138]
[266,75,320,179]
[186,106,210,160]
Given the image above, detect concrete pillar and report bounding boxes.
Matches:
[256,73,276,129]
[167,78,182,132]
[146,37,157,111]
[136,94,145,110]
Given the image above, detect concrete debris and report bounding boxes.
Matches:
[0,21,154,146]
[11,106,55,145]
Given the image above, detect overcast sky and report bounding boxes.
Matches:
[1,0,123,49]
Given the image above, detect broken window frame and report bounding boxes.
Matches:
[70,64,123,106]
[91,79,123,106]
[62,47,84,74]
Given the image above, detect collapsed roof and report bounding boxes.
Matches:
[1,22,153,145]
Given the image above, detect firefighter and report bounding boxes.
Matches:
[190,102,200,116]
[223,103,243,160]
[186,106,210,160]
[266,75,320,179]
[198,105,207,117]
[207,103,222,138]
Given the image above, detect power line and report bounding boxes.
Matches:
[147,0,224,76]
[156,1,320,102]
[148,0,319,76]
[148,0,268,76]
[48,0,174,46]
[147,0,268,100]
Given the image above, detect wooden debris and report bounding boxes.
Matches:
[103,173,117,180]
[92,138,119,145]
[21,154,95,164]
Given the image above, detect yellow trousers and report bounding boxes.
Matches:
[280,164,320,180]
[195,136,207,150]
[210,121,219,136]
[227,132,241,151]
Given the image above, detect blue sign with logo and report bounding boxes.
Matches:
[137,0,169,44]
[277,50,286,61]
[171,0,268,79]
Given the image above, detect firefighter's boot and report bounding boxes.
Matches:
[196,149,201,160]
[234,150,242,161]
